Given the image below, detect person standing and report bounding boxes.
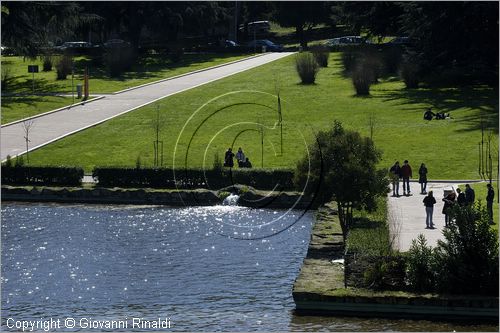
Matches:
[401,160,413,196]
[235,147,246,167]
[487,183,495,224]
[456,188,466,206]
[389,161,401,197]
[423,191,436,229]
[465,184,475,205]
[224,148,234,168]
[442,191,456,227]
[418,163,428,194]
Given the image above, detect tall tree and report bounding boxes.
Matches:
[272,1,330,49]
[295,121,389,242]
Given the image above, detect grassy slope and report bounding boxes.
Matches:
[25,53,498,179]
[1,53,251,123]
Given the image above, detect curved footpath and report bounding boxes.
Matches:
[1,52,294,161]
[388,180,489,251]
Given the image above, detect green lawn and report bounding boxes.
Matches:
[24,53,498,179]
[1,53,252,123]
[1,95,88,124]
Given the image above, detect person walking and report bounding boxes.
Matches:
[389,161,401,197]
[401,160,412,196]
[487,183,495,224]
[465,184,475,205]
[418,163,428,194]
[442,191,456,227]
[423,191,436,229]
[224,148,234,168]
[456,188,466,206]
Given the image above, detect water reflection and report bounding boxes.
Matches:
[1,202,497,331]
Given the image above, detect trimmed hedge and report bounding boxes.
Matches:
[92,167,295,190]
[1,166,84,186]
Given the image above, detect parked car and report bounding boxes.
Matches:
[103,39,130,48]
[55,41,99,55]
[386,36,413,46]
[324,36,367,48]
[246,39,283,52]
[239,20,271,34]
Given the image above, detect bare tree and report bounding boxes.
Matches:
[22,119,35,164]
[151,105,166,167]
[368,111,376,141]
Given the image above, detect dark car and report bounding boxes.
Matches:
[246,39,283,52]
[387,36,413,46]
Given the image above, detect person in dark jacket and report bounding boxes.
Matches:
[423,191,436,228]
[418,163,428,194]
[456,188,466,206]
[487,183,495,224]
[442,191,456,227]
[400,160,412,196]
[224,148,234,168]
[465,184,475,205]
[389,161,401,197]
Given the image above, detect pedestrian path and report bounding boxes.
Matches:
[387,181,481,251]
[1,52,294,160]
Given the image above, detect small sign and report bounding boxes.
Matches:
[28,65,39,73]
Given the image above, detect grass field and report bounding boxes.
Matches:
[1,53,252,123]
[23,52,498,179]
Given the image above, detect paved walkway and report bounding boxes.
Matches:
[1,52,294,160]
[388,181,481,251]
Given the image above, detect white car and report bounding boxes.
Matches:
[324,36,367,47]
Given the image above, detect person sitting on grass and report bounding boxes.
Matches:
[243,157,252,168]
[423,108,435,121]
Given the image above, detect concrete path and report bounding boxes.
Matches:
[1,52,294,160]
[388,181,467,252]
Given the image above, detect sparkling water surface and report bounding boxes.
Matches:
[1,202,497,331]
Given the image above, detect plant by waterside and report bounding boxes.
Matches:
[295,52,319,84]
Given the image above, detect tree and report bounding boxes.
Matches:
[272,1,330,49]
[295,121,389,241]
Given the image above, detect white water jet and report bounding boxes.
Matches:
[222,194,240,206]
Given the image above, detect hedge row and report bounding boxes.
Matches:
[92,167,295,190]
[1,166,84,186]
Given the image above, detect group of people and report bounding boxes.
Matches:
[423,107,450,121]
[423,183,495,229]
[224,147,252,168]
[389,160,428,196]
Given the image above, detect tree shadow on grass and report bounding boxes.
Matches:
[1,94,67,110]
[377,85,499,133]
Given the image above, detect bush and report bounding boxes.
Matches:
[405,234,435,292]
[352,63,372,95]
[295,52,319,84]
[169,47,184,63]
[382,46,403,75]
[434,204,499,295]
[1,165,84,186]
[341,46,359,72]
[56,55,73,80]
[400,58,420,89]
[1,65,13,91]
[105,46,135,77]
[42,55,53,71]
[92,167,295,190]
[311,45,330,67]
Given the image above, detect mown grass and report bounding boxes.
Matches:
[23,53,498,179]
[1,53,252,123]
[1,95,76,124]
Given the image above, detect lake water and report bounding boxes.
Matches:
[1,203,497,331]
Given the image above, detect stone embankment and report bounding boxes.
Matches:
[292,204,499,321]
[1,184,314,209]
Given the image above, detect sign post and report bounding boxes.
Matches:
[27,65,39,94]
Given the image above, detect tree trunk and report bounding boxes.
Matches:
[296,24,307,50]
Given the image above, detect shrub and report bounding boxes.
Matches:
[1,165,84,186]
[434,204,499,295]
[213,152,223,172]
[382,46,403,75]
[295,52,319,84]
[341,46,359,72]
[311,45,330,67]
[405,234,435,292]
[105,46,135,77]
[56,55,73,80]
[3,155,13,167]
[42,55,53,71]
[400,57,420,89]
[1,65,13,91]
[352,62,372,95]
[169,47,184,63]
